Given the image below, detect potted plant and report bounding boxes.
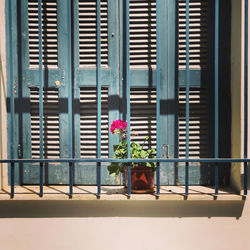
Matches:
[107,119,156,193]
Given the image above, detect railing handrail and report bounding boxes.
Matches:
[1,158,250,164]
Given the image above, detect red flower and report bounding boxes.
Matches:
[110,119,127,134]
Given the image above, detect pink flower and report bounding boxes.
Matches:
[110,119,127,134]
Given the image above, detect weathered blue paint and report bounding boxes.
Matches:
[178,69,208,87]
[72,0,120,185]
[72,0,82,185]
[66,0,73,197]
[19,1,32,185]
[156,0,176,186]
[106,0,120,182]
[38,0,44,197]
[156,0,160,195]
[56,0,72,185]
[244,0,248,196]
[97,0,101,196]
[126,0,131,196]
[16,0,67,185]
[185,0,190,196]
[214,0,219,195]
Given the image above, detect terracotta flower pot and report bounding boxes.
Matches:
[124,166,155,194]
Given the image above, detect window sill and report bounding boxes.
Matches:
[0,185,244,201]
[0,185,246,218]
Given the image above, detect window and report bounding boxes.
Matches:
[6,0,235,194]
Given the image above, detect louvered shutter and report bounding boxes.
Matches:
[28,0,58,67]
[79,87,109,158]
[14,0,214,185]
[130,88,156,149]
[129,0,156,68]
[178,88,209,158]
[128,0,157,162]
[72,0,119,184]
[129,0,157,87]
[30,88,60,159]
[178,0,211,157]
[21,0,64,84]
[21,0,71,184]
[178,0,208,70]
[78,0,108,66]
[177,0,212,185]
[74,0,118,85]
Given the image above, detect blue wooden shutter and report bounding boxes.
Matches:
[73,0,119,185]
[177,0,212,185]
[9,0,217,186]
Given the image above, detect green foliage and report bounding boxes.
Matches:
[107,137,157,176]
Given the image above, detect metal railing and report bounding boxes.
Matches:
[2,0,249,198]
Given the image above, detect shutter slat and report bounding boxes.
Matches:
[78,0,108,67]
[129,0,156,68]
[28,0,58,68]
[178,0,209,69]
[178,88,209,158]
[80,87,109,158]
[30,88,60,159]
[130,88,156,149]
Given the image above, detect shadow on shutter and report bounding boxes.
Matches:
[80,87,109,158]
[30,88,60,159]
[178,0,209,69]
[28,0,58,68]
[129,0,156,68]
[78,0,108,67]
[130,88,156,149]
[178,88,209,158]
[178,0,210,160]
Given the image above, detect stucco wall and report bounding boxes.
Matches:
[0,0,7,189]
[0,199,249,250]
[230,0,250,194]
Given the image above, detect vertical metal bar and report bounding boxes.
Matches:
[244,0,248,195]
[185,0,190,196]
[38,0,44,197]
[119,0,125,186]
[8,0,15,198]
[67,0,73,197]
[126,0,131,196]
[97,0,101,196]
[156,0,160,195]
[214,0,219,195]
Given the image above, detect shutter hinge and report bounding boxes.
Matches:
[161,144,169,158]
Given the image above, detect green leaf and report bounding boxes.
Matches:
[140,150,146,158]
[113,145,119,152]
[107,162,121,176]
